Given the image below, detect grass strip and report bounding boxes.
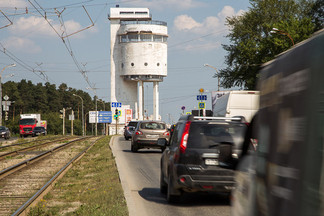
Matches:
[28,136,128,216]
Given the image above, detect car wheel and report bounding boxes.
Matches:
[167,173,182,203]
[131,143,138,152]
[160,170,167,194]
[125,136,130,140]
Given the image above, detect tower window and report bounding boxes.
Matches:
[157,63,160,66]
[131,63,134,66]
[153,35,163,42]
[144,62,148,66]
[140,34,152,42]
[121,35,127,42]
[128,34,138,42]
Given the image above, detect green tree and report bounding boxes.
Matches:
[1,79,107,136]
[45,82,61,112]
[220,0,321,90]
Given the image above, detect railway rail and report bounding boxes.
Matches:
[0,136,104,216]
[0,136,73,161]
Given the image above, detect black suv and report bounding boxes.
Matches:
[158,115,247,203]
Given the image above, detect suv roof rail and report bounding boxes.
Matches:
[193,116,243,121]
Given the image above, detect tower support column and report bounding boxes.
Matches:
[138,81,144,120]
[153,81,159,120]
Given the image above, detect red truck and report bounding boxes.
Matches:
[19,114,47,137]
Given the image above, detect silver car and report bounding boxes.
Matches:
[131,121,170,152]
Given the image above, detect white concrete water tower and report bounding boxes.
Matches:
[109,7,168,121]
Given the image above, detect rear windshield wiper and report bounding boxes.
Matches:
[209,144,219,148]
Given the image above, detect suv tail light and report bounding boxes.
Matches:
[180,121,191,153]
[163,131,170,136]
[135,130,143,135]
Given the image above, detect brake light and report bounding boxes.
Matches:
[135,131,143,135]
[163,131,170,136]
[180,121,191,153]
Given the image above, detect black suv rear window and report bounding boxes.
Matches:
[128,121,138,127]
[187,122,246,148]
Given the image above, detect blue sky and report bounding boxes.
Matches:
[0,0,251,124]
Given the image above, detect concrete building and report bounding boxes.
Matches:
[109,7,168,124]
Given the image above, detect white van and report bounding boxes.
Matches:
[212,91,259,122]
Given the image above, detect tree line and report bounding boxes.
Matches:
[2,80,110,135]
[220,0,323,90]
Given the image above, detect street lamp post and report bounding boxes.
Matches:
[0,64,16,126]
[204,64,220,91]
[73,93,84,136]
[270,28,294,46]
[95,96,98,136]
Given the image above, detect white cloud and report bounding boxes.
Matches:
[9,16,96,39]
[173,6,245,35]
[0,0,27,8]
[4,37,42,53]
[123,0,205,10]
[171,6,245,52]
[173,15,222,35]
[10,16,56,37]
[174,15,202,31]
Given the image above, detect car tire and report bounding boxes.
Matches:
[125,136,129,140]
[167,173,181,203]
[131,143,138,152]
[161,147,166,153]
[160,170,167,194]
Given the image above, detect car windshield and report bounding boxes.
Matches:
[140,122,165,130]
[19,119,36,125]
[0,126,6,131]
[187,122,246,148]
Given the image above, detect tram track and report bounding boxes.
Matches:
[0,136,104,216]
[0,137,73,161]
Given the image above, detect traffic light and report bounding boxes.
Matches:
[114,109,119,119]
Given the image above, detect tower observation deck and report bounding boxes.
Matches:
[109,7,168,122]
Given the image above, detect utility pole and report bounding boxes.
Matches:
[0,64,16,126]
[95,96,98,136]
[62,108,65,135]
[71,109,74,136]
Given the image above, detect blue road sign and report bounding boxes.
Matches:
[111,102,122,108]
[198,102,206,109]
[98,111,112,123]
[197,95,207,100]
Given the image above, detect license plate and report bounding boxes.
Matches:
[146,134,159,138]
[205,159,218,165]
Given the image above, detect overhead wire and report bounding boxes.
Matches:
[0,42,54,83]
[27,0,97,93]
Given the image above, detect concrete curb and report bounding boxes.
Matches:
[109,135,136,216]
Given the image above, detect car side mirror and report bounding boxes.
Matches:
[218,142,237,169]
[157,138,169,147]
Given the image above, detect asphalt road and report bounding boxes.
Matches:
[110,136,231,216]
